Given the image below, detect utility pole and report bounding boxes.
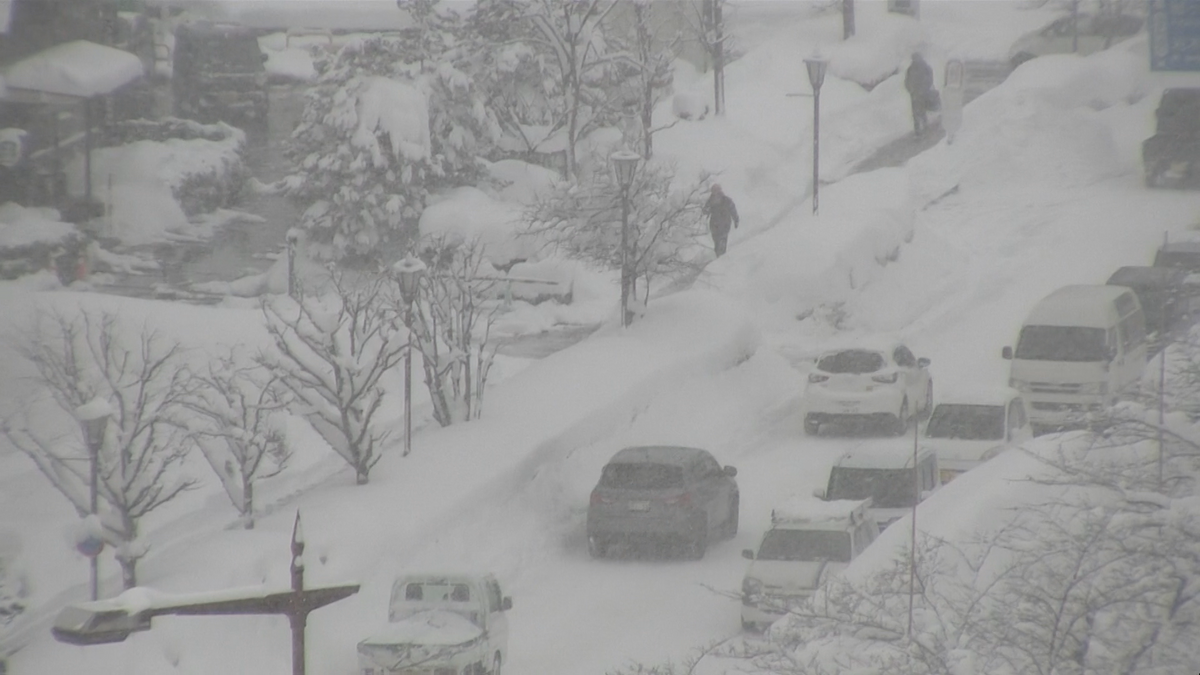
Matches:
[843,0,856,39]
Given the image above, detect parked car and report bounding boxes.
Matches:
[803,341,933,436]
[1003,285,1147,434]
[1153,240,1200,273]
[357,573,511,675]
[922,387,1032,484]
[172,21,269,129]
[1107,265,1196,340]
[1009,11,1143,67]
[1143,88,1200,189]
[740,497,877,632]
[586,445,739,560]
[815,444,940,529]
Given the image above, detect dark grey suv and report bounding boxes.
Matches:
[586,446,739,560]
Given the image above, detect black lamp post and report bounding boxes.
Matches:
[285,228,301,299]
[392,256,427,457]
[804,54,829,216]
[74,398,113,601]
[610,150,642,328]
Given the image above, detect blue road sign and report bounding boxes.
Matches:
[1150,0,1200,71]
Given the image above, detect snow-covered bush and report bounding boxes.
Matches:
[284,21,498,262]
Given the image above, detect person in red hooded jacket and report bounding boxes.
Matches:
[703,184,739,257]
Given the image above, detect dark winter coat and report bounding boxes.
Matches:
[704,191,739,234]
[905,56,934,98]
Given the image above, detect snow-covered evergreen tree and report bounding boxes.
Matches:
[284,9,498,262]
[180,349,289,529]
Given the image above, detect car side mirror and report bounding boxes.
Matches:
[1001,346,1013,360]
[723,465,738,477]
[917,357,931,368]
[812,487,826,500]
[501,596,512,611]
[742,549,755,560]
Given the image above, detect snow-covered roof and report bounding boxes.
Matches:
[771,497,871,527]
[2,40,144,99]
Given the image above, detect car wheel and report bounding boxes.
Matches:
[683,518,708,560]
[587,535,607,559]
[892,399,910,436]
[804,416,821,436]
[722,493,740,539]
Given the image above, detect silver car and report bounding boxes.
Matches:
[586,446,739,560]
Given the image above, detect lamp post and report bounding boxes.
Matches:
[804,54,828,215]
[610,150,642,328]
[392,255,426,457]
[74,398,113,601]
[285,228,301,299]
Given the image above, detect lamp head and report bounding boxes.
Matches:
[610,150,642,190]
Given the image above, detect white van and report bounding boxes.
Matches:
[1002,285,1147,433]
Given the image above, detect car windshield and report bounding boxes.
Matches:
[402,583,471,602]
[1154,250,1200,270]
[1014,325,1107,361]
[925,404,1005,440]
[817,350,885,374]
[600,463,683,489]
[757,529,852,563]
[828,468,916,508]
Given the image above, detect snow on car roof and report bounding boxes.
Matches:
[609,445,709,465]
[771,497,872,526]
[360,609,485,647]
[1023,284,1134,327]
[816,337,904,358]
[834,442,933,470]
[932,385,1019,407]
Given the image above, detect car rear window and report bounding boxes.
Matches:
[817,350,886,374]
[925,404,1005,440]
[600,463,684,489]
[757,529,852,562]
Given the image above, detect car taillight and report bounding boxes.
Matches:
[663,492,692,507]
[590,490,612,505]
[808,373,829,383]
[871,372,899,384]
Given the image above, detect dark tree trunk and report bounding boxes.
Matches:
[843,0,856,40]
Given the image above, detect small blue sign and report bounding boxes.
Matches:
[1150,0,1200,71]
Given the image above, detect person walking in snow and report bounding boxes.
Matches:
[703,184,739,258]
[905,52,937,136]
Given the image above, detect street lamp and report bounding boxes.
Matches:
[285,228,302,299]
[804,54,829,215]
[392,255,426,457]
[611,150,642,328]
[74,397,113,601]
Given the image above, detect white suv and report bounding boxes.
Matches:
[804,341,933,436]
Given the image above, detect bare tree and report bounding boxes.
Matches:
[407,237,501,427]
[180,349,290,529]
[0,309,195,589]
[523,159,710,314]
[610,0,679,159]
[259,273,406,485]
[677,0,731,116]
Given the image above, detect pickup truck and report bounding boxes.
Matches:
[1143,88,1200,189]
[357,573,511,675]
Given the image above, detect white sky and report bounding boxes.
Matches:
[3,2,1200,674]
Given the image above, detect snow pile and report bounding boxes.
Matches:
[351,76,431,165]
[0,203,77,250]
[66,126,245,245]
[419,187,538,265]
[484,159,560,204]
